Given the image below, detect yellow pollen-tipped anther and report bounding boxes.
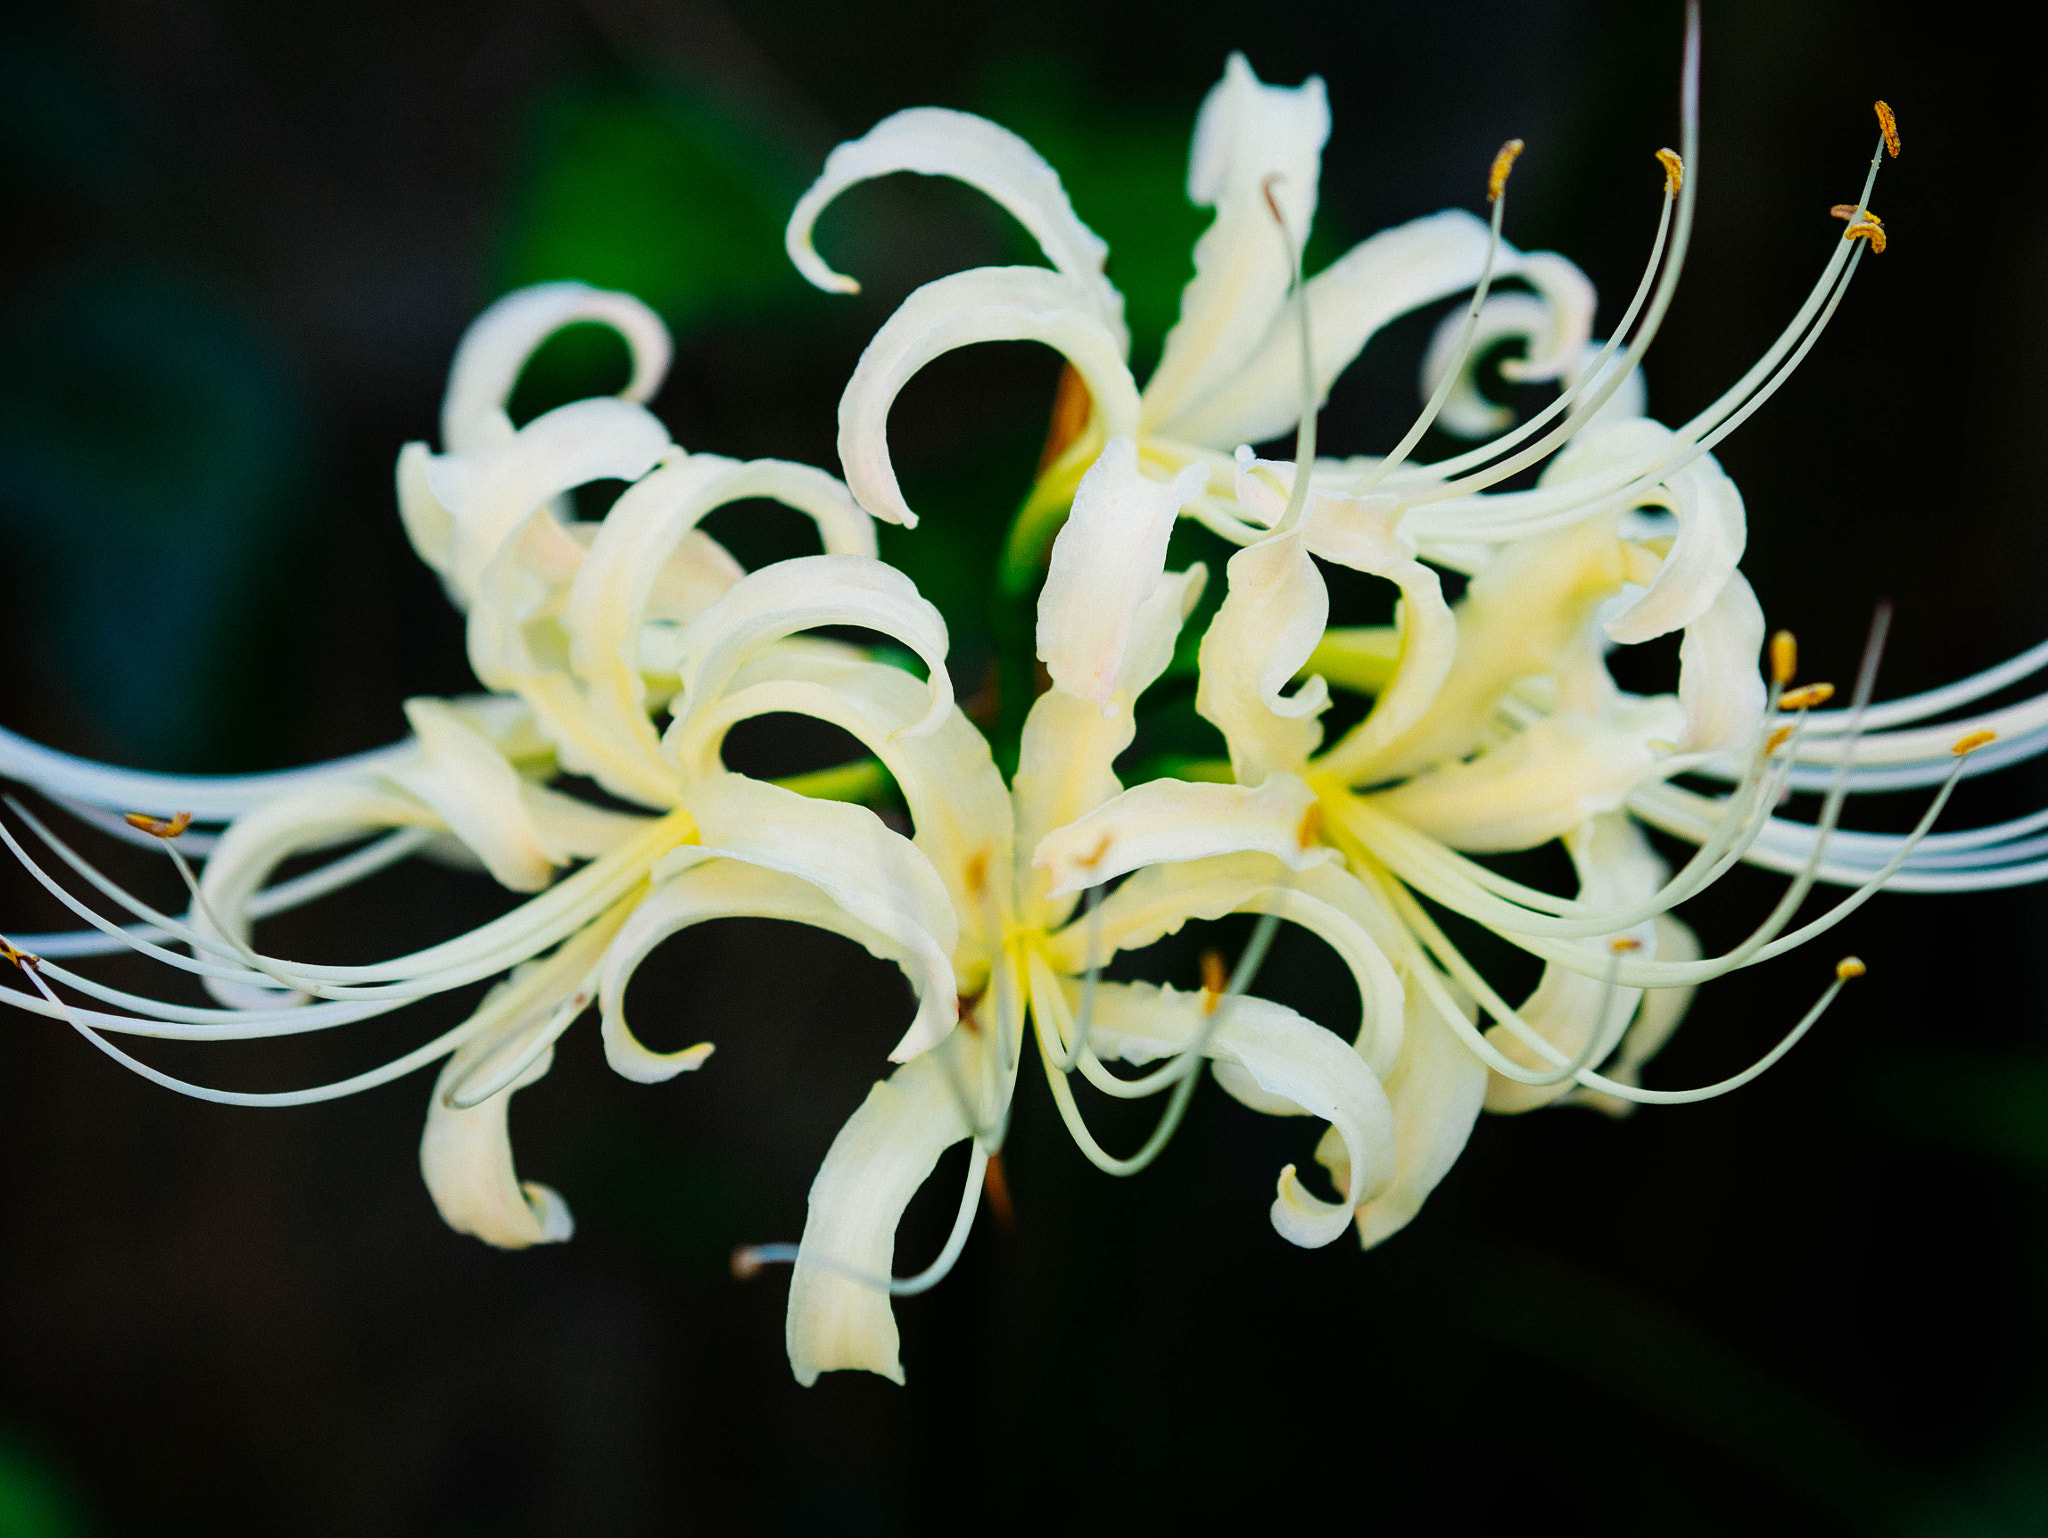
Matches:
[1199,949,1228,1010]
[1,936,39,971]
[1655,148,1683,194]
[1779,682,1835,711]
[1843,220,1887,254]
[1609,936,1643,953]
[1836,956,1867,981]
[124,810,193,840]
[1488,139,1524,202]
[1770,630,1797,686]
[1765,725,1795,754]
[1953,730,1998,756]
[1875,101,1900,159]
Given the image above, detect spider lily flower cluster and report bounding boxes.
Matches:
[0,36,2003,1387]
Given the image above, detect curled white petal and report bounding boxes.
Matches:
[662,555,953,754]
[665,774,959,1061]
[1037,438,1206,710]
[1677,570,1767,754]
[1196,526,1330,784]
[440,282,671,454]
[787,1049,973,1385]
[787,106,1123,338]
[838,266,1140,528]
[1144,54,1329,432]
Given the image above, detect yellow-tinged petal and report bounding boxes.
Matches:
[1365,698,1686,854]
[1032,772,1333,897]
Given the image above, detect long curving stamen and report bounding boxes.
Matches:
[1260,173,1319,535]
[1038,909,1283,1178]
[1351,140,1521,497]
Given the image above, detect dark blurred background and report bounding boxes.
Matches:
[3,1,2044,1533]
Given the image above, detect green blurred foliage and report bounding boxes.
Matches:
[0,1433,90,1538]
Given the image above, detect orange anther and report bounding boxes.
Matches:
[1953,730,1998,756]
[2,936,40,971]
[1199,949,1228,1009]
[1836,956,1867,981]
[1830,204,1882,225]
[1655,148,1684,194]
[1874,101,1900,159]
[123,810,193,840]
[1770,630,1797,686]
[1842,220,1888,254]
[1779,682,1836,711]
[1488,139,1525,202]
[1609,935,1643,953]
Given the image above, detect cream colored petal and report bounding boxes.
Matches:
[839,266,1141,528]
[439,282,671,454]
[1331,966,1488,1248]
[1677,569,1766,754]
[1087,980,1395,1247]
[1032,772,1331,897]
[417,897,638,1247]
[387,697,562,893]
[1483,813,1663,1112]
[1365,700,1685,854]
[1161,209,1488,447]
[1195,526,1329,784]
[598,858,903,1084]
[1011,687,1133,927]
[396,440,457,588]
[787,107,1123,338]
[1357,514,1628,782]
[787,1047,974,1385]
[433,396,672,601]
[665,774,959,1061]
[1142,54,1328,432]
[420,1047,573,1248]
[661,555,953,756]
[562,455,877,784]
[1059,854,1407,1078]
[665,650,1013,951]
[1038,439,1207,709]
[1542,416,1746,646]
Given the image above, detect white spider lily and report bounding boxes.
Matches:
[786,17,1893,608]
[748,438,1417,1384]
[0,285,980,1259]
